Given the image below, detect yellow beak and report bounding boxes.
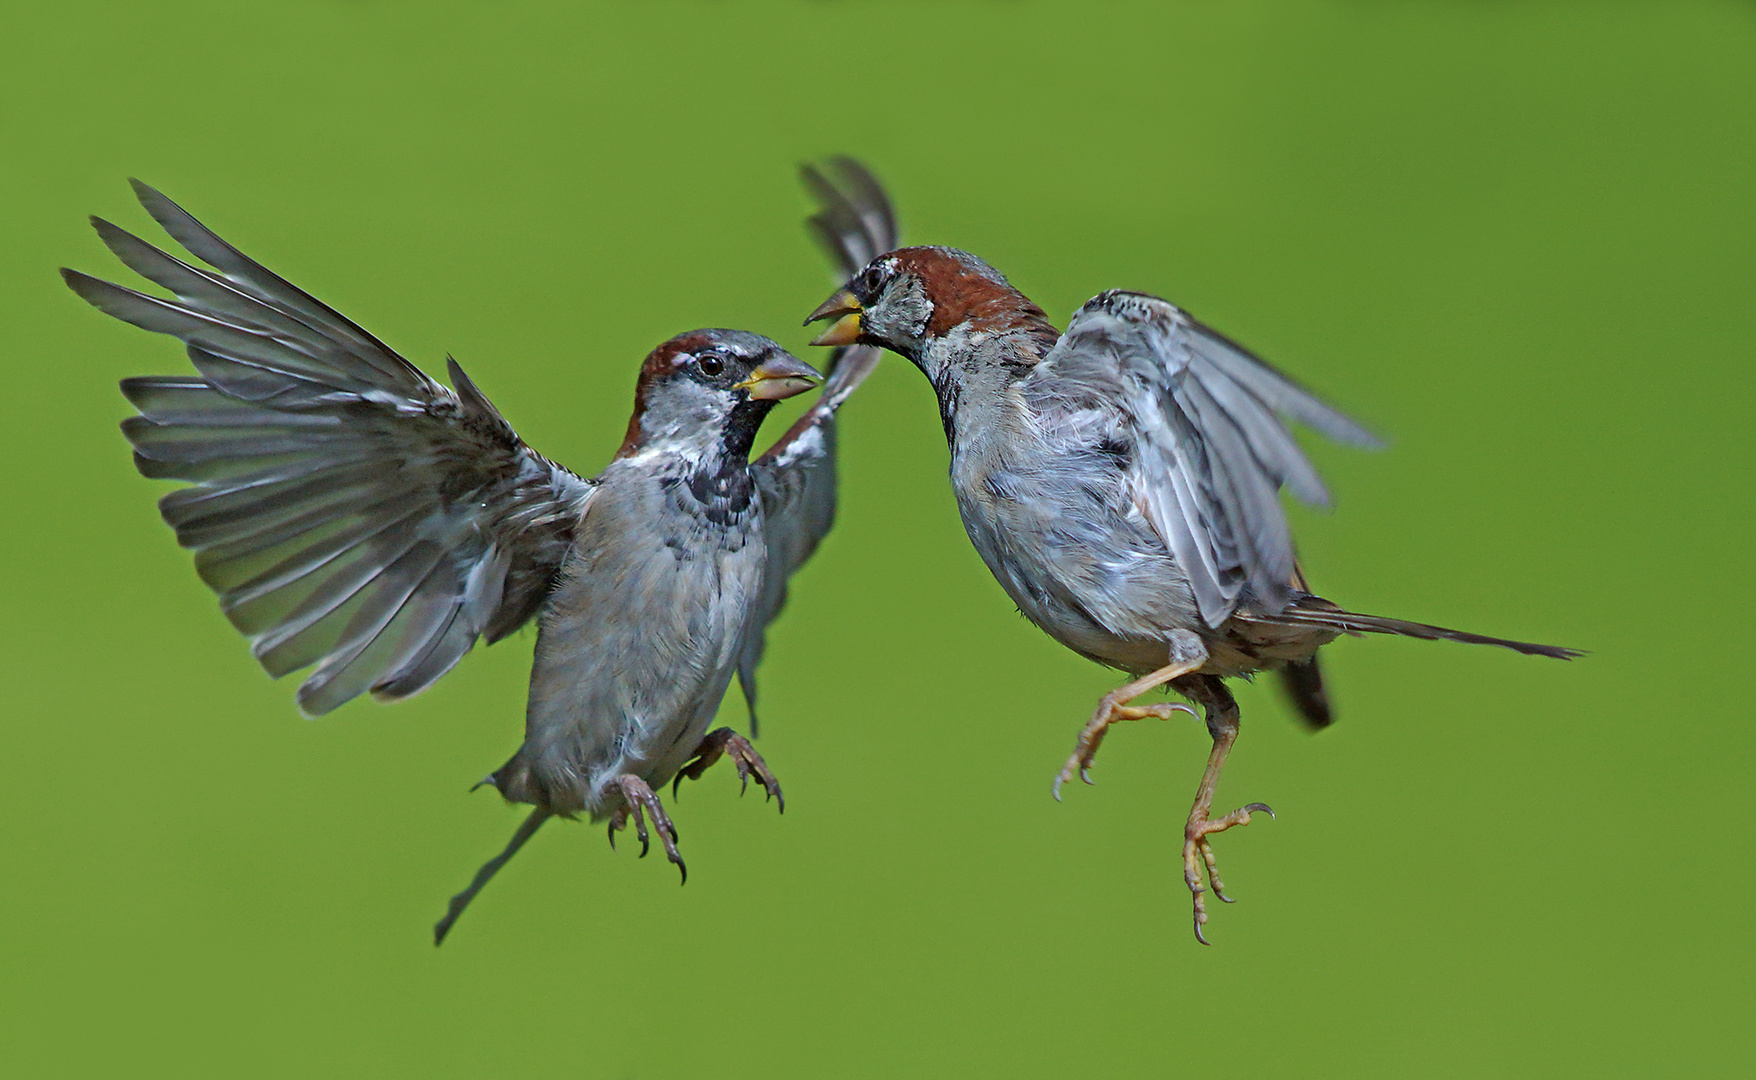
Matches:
[804,288,863,347]
[733,352,823,401]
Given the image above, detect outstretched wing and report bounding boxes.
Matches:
[800,155,899,280]
[64,181,595,715]
[732,159,897,733]
[1029,290,1378,628]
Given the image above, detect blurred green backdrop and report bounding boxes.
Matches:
[3,1,1752,1076]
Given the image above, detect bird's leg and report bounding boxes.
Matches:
[1052,631,1206,800]
[671,727,785,812]
[1178,676,1273,945]
[604,776,687,884]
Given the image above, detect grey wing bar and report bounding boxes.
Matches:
[65,181,594,715]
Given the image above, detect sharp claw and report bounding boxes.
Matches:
[676,859,687,886]
[1245,802,1275,819]
[1215,887,1236,904]
[1194,918,1211,946]
[1080,768,1095,786]
[672,774,684,799]
[606,820,617,851]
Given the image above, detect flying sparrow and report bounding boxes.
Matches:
[805,212,1578,942]
[63,180,866,944]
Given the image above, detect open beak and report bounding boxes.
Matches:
[804,288,863,347]
[735,352,823,401]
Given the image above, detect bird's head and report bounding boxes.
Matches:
[617,330,820,461]
[804,246,1055,377]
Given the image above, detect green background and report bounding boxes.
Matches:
[3,1,1751,1075]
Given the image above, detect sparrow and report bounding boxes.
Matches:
[804,204,1580,942]
[63,180,870,944]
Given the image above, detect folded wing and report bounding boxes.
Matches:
[732,160,897,732]
[65,181,594,715]
[1033,290,1378,628]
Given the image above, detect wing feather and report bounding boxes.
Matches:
[1031,290,1376,627]
[800,156,899,280]
[66,184,595,714]
[127,179,427,391]
[732,159,897,733]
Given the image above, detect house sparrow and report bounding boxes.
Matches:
[62,180,863,944]
[805,229,1579,942]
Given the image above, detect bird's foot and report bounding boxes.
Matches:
[671,727,784,813]
[1184,801,1273,945]
[605,776,687,884]
[1052,698,1196,800]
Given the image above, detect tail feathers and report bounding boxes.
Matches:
[434,805,551,946]
[1277,603,1583,660]
[1277,656,1333,729]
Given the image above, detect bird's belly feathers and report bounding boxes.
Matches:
[952,450,1340,678]
[950,449,1203,676]
[496,496,763,818]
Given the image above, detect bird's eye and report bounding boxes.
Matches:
[698,354,725,377]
